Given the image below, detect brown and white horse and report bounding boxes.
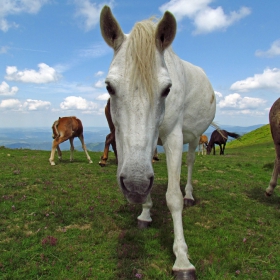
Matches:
[99,98,159,167]
[49,116,93,166]
[197,134,208,155]
[266,98,280,196]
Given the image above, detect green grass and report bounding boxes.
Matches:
[1,126,280,279]
[227,124,271,148]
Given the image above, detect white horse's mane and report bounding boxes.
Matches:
[126,18,159,100]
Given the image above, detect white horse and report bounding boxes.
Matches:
[100,6,216,279]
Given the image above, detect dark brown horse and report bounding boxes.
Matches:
[99,98,159,167]
[266,98,280,196]
[206,129,240,155]
[99,98,118,167]
[49,116,92,165]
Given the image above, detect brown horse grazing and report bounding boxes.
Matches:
[206,129,240,155]
[198,134,208,155]
[99,98,159,167]
[49,116,93,166]
[266,98,280,196]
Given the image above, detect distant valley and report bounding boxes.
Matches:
[0,124,266,152]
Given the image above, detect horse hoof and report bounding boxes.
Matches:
[50,162,55,166]
[173,269,196,280]
[138,220,151,229]
[89,160,93,164]
[184,198,195,207]
[99,161,106,167]
[265,191,272,197]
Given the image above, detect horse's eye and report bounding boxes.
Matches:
[106,84,115,95]
[162,87,170,97]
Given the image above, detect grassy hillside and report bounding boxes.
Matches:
[1,137,280,279]
[227,124,272,148]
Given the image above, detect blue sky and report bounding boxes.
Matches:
[1,0,280,128]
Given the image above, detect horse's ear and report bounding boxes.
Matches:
[100,5,125,51]
[155,11,177,52]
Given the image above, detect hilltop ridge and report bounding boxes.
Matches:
[227,124,272,148]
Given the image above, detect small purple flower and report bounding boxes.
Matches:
[236,270,241,275]
[135,273,142,279]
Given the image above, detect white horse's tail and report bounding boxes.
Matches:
[210,121,221,131]
[210,122,242,141]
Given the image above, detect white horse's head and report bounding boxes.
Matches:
[100,6,176,204]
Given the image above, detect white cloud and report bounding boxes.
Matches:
[214,91,223,101]
[5,63,61,84]
[255,39,280,57]
[0,81,18,96]
[0,98,51,111]
[60,96,99,113]
[0,0,50,32]
[74,0,114,31]
[230,68,280,92]
[218,93,266,110]
[159,0,251,34]
[95,71,104,77]
[193,6,251,34]
[160,0,211,21]
[96,93,109,101]
[0,99,22,110]
[23,99,51,110]
[95,79,105,88]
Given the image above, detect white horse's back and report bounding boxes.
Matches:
[159,49,215,144]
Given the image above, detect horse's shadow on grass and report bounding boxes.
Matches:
[115,183,175,279]
[245,186,280,206]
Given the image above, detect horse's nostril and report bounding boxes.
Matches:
[120,176,129,192]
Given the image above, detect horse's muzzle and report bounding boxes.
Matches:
[120,175,154,204]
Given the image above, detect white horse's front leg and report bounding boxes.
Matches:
[164,132,196,279]
[266,158,279,196]
[184,138,199,207]
[137,193,153,228]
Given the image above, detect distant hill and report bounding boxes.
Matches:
[227,124,272,148]
[0,124,267,151]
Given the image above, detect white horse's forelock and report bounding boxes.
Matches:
[125,19,158,100]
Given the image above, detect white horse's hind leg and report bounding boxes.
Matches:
[79,135,93,164]
[184,138,199,206]
[137,193,153,228]
[266,158,279,196]
[163,131,196,278]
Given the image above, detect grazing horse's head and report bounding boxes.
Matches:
[100,6,176,204]
[206,144,212,155]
